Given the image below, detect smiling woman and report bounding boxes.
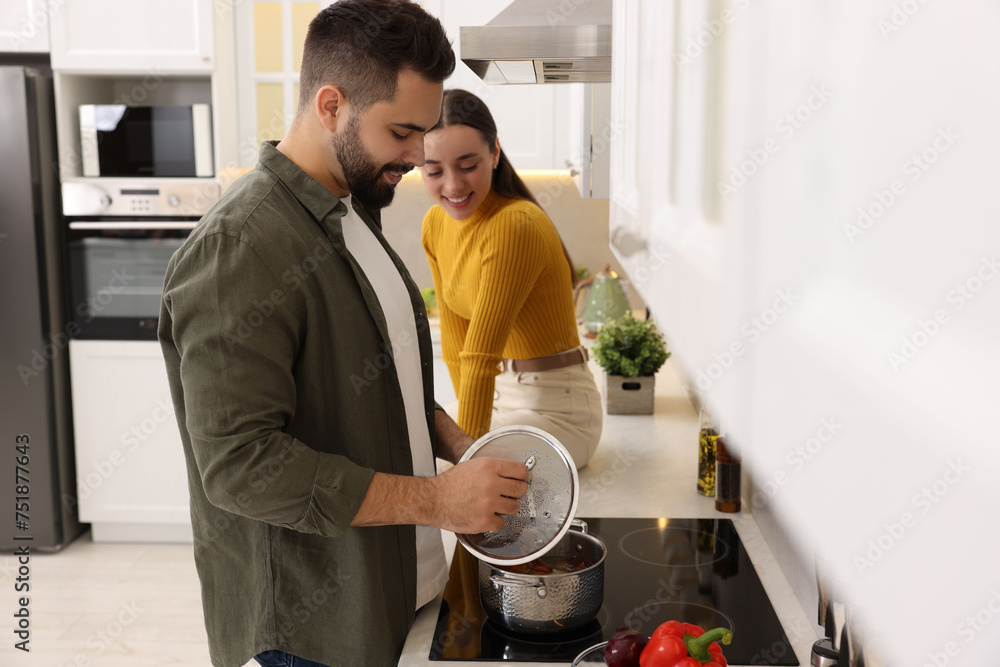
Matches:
[422,123,498,219]
[419,89,604,469]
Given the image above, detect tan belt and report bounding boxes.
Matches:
[502,347,588,373]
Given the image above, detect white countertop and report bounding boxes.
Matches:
[399,354,819,667]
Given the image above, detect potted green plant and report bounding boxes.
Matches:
[591,312,670,414]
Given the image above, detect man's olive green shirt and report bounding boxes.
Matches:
[159,143,436,667]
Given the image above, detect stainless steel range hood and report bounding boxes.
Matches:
[460,0,611,84]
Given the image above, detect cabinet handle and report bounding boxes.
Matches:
[611,227,647,257]
[69,221,198,231]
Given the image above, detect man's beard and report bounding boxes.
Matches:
[331,114,409,209]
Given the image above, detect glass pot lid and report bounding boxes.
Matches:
[456,425,580,567]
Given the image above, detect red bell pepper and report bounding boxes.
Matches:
[638,620,733,667]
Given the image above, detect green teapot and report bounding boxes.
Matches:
[573,264,631,337]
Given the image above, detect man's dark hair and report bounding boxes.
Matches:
[298,0,455,115]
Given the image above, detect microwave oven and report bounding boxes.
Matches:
[79,104,213,178]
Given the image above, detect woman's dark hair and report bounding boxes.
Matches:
[433,88,579,286]
[298,0,455,114]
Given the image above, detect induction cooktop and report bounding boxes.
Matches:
[428,517,799,664]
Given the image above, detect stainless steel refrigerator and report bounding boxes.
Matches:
[0,56,85,551]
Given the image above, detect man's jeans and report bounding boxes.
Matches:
[254,650,331,667]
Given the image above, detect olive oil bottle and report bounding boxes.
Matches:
[697,405,719,497]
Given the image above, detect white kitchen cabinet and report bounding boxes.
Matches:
[610,1,1000,665]
[609,0,728,345]
[0,0,50,53]
[69,340,191,542]
[50,0,214,72]
[430,0,572,170]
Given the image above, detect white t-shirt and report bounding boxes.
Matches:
[338,196,449,609]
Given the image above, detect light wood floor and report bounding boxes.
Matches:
[0,530,256,667]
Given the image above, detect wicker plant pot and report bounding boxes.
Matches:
[604,373,655,414]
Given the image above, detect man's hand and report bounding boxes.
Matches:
[350,458,528,531]
[430,457,529,533]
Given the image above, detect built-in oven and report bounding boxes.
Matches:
[62,180,219,340]
[63,178,220,542]
[67,221,191,340]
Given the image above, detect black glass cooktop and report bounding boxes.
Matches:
[429,517,799,664]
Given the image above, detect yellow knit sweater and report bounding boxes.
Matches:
[422,190,581,439]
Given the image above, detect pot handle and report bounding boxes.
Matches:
[489,575,549,599]
[571,518,589,534]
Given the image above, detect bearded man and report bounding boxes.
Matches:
[158,2,528,665]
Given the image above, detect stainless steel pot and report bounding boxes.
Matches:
[479,520,607,634]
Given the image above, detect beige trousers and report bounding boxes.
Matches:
[490,360,603,469]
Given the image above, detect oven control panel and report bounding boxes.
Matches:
[62,179,221,217]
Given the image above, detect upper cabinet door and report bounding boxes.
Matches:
[50,0,214,72]
[0,0,51,53]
